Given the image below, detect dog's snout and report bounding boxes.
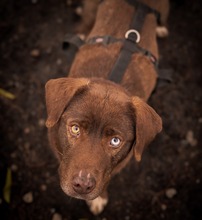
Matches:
[72,170,96,194]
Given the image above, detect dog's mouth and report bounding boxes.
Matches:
[59,168,111,201]
[60,179,104,201]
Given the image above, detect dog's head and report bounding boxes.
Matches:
[45,77,162,200]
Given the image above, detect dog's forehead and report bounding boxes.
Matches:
[65,80,134,123]
[89,81,130,102]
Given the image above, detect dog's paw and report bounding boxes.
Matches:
[86,196,108,215]
[156,26,169,38]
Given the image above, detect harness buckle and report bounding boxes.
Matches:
[125,29,141,43]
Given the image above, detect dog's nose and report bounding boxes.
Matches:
[72,170,96,194]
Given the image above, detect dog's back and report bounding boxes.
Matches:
[69,0,169,100]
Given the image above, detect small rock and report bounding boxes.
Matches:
[38,118,45,127]
[24,142,30,150]
[40,184,47,191]
[165,188,177,199]
[52,213,62,220]
[66,0,72,6]
[198,118,202,123]
[160,213,165,219]
[23,192,33,203]
[75,6,83,16]
[31,0,38,4]
[18,24,26,34]
[50,208,56,214]
[11,152,17,158]
[13,35,19,41]
[45,172,50,178]
[46,47,52,54]
[56,59,62,65]
[30,49,40,57]
[11,164,18,171]
[24,127,30,134]
[196,179,200,184]
[161,204,167,211]
[57,18,63,24]
[186,130,197,146]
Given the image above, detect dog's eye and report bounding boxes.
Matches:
[110,137,121,147]
[71,125,80,136]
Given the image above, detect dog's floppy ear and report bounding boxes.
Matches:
[45,77,89,128]
[132,97,162,162]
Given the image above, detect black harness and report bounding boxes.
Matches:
[108,0,160,83]
[63,0,161,83]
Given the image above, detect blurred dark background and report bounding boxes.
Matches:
[0,0,201,219]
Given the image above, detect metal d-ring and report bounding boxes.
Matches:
[125,29,141,43]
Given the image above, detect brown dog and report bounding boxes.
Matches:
[45,0,169,215]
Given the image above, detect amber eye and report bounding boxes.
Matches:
[70,125,80,136]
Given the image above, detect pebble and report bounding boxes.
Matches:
[52,213,62,220]
[11,152,17,158]
[23,192,33,203]
[30,49,40,57]
[11,164,18,171]
[40,184,47,191]
[186,130,197,146]
[24,127,31,134]
[66,0,73,6]
[57,18,63,24]
[46,47,52,54]
[31,0,38,4]
[38,118,45,127]
[50,208,56,213]
[75,7,83,16]
[24,142,30,150]
[18,24,26,34]
[160,213,165,219]
[56,59,62,65]
[161,204,167,211]
[165,188,177,199]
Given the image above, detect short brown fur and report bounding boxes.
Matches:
[45,0,168,215]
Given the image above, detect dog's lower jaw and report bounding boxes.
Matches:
[86,196,108,215]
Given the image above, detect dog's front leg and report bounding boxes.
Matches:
[86,190,108,215]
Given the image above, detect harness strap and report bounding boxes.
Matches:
[127,0,160,25]
[63,34,84,51]
[62,0,161,84]
[108,1,159,83]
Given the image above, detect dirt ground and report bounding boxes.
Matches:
[0,0,201,219]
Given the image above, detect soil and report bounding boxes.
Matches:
[0,0,201,220]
